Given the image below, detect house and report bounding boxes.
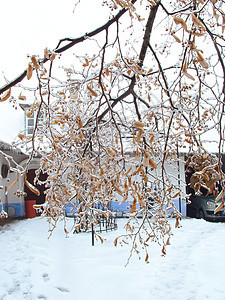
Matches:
[0,139,47,218]
[0,140,27,217]
[1,102,189,219]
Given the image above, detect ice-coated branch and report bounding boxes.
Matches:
[0,0,137,97]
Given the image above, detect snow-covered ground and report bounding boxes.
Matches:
[0,217,225,300]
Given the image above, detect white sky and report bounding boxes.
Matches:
[0,0,109,143]
[0,0,109,80]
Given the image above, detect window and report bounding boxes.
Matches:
[19,103,44,136]
[27,112,43,135]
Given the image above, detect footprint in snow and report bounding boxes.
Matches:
[42,273,50,282]
[56,286,70,293]
[37,295,47,299]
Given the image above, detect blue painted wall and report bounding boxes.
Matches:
[1,203,25,218]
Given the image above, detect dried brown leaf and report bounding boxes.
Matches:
[44,48,50,59]
[197,51,209,69]
[149,157,157,169]
[18,134,27,140]
[27,63,33,80]
[182,60,195,81]
[172,192,180,199]
[215,190,224,202]
[191,13,206,31]
[87,85,98,97]
[24,172,40,196]
[134,121,144,129]
[162,246,166,256]
[50,52,56,61]
[145,253,149,263]
[214,199,224,214]
[83,58,89,67]
[6,172,19,193]
[31,56,40,69]
[119,192,128,205]
[64,227,69,234]
[18,93,26,101]
[171,33,181,43]
[130,197,137,213]
[173,16,188,31]
[143,155,149,168]
[0,89,11,102]
[175,217,180,228]
[137,129,144,143]
[124,166,132,176]
[96,234,104,244]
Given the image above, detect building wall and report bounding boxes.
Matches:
[0,155,25,217]
[110,154,187,217]
[65,154,187,217]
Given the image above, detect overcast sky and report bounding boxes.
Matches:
[0,0,109,81]
[0,0,110,143]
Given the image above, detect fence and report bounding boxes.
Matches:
[73,214,117,246]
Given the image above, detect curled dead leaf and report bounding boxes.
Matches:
[171,33,181,43]
[191,13,206,31]
[64,227,69,234]
[33,204,43,210]
[120,192,128,205]
[24,172,40,196]
[44,48,50,59]
[182,60,195,81]
[18,93,26,101]
[27,63,33,80]
[50,52,56,62]
[143,154,149,168]
[173,16,188,31]
[87,85,98,97]
[149,157,157,169]
[190,31,204,37]
[6,172,19,193]
[31,56,40,69]
[215,190,224,202]
[130,197,137,213]
[18,133,27,140]
[197,51,209,69]
[134,121,144,129]
[162,246,166,256]
[175,217,180,228]
[96,234,104,244]
[0,88,11,102]
[145,253,149,263]
[137,129,144,143]
[214,199,224,214]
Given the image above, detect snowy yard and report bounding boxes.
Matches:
[0,217,225,300]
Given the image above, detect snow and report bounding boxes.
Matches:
[0,217,225,300]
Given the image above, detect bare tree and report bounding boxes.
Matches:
[1,0,225,262]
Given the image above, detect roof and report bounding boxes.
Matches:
[0,140,28,164]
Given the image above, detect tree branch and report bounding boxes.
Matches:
[0,0,137,96]
[199,17,225,94]
[98,2,160,122]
